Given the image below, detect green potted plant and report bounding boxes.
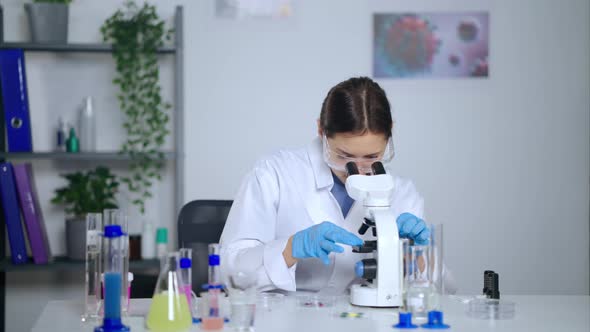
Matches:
[24,0,72,43]
[100,0,173,215]
[51,166,119,260]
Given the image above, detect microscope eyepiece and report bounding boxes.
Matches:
[345,162,359,175]
[371,161,386,175]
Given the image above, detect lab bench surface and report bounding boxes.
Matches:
[0,256,160,272]
[31,295,589,332]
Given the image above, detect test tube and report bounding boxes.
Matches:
[201,243,224,330]
[208,244,221,287]
[103,209,130,315]
[179,248,193,309]
[82,213,102,321]
[94,225,129,332]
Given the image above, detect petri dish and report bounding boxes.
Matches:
[296,294,335,309]
[466,298,516,320]
[257,292,286,311]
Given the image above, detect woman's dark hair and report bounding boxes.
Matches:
[320,77,392,138]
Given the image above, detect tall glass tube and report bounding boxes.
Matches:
[429,224,444,296]
[94,225,129,332]
[401,238,410,309]
[82,213,102,321]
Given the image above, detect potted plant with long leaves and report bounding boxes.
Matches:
[51,166,119,260]
[25,0,72,43]
[100,0,172,215]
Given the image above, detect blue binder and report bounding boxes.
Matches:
[0,162,28,264]
[0,49,33,152]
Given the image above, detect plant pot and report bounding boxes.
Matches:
[65,217,86,261]
[24,3,69,44]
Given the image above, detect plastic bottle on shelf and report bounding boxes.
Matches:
[156,228,168,271]
[141,222,156,260]
[156,228,168,259]
[56,117,68,152]
[66,127,79,153]
[79,96,96,152]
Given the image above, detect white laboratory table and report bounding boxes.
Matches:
[31,295,589,332]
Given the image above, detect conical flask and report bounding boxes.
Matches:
[145,252,192,332]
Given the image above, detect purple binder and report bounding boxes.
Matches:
[0,162,28,264]
[13,163,51,264]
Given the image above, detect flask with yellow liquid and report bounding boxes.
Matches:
[145,252,192,332]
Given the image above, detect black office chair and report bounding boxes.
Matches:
[177,199,233,293]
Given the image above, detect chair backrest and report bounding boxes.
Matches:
[177,199,233,291]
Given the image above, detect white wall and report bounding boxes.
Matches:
[184,0,589,296]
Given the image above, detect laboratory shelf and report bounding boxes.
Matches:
[0,5,184,330]
[0,256,159,272]
[0,151,176,161]
[0,42,175,54]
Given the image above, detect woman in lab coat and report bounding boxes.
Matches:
[220,77,434,293]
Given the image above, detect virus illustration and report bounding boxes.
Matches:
[449,53,461,66]
[458,17,480,42]
[374,14,441,77]
[471,57,489,77]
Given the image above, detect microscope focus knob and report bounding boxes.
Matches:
[354,259,377,280]
[358,223,369,235]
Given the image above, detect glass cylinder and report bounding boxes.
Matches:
[94,225,129,332]
[102,209,130,315]
[103,226,124,319]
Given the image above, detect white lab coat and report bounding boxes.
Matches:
[219,138,426,293]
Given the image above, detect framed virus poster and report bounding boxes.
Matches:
[373,12,489,79]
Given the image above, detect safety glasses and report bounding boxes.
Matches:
[322,135,394,174]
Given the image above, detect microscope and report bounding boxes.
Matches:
[346,161,404,307]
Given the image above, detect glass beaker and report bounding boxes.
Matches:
[405,245,438,320]
[145,252,192,332]
[226,268,258,332]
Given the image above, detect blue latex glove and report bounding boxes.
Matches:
[292,221,363,265]
[396,212,430,245]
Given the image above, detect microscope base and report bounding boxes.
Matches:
[350,284,402,307]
